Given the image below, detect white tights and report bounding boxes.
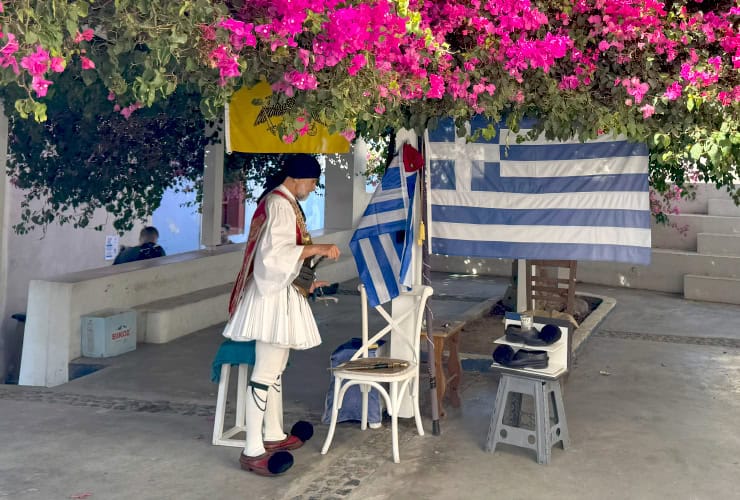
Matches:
[244,341,290,457]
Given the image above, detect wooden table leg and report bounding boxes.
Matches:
[433,336,446,418]
[446,330,462,408]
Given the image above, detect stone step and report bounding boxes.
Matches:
[577,249,740,294]
[652,214,740,251]
[708,198,740,217]
[697,233,740,257]
[669,183,739,214]
[684,275,740,305]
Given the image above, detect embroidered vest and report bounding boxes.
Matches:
[228,188,310,317]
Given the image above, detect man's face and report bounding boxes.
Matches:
[294,178,318,201]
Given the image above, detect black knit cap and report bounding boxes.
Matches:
[284,154,321,179]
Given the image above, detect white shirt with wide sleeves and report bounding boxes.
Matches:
[222,186,322,349]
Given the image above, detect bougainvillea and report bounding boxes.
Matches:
[1,0,739,231]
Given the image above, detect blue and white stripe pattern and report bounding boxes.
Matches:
[427,117,651,264]
[350,154,417,307]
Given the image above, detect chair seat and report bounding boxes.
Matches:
[333,361,418,381]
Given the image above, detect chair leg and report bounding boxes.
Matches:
[212,364,230,445]
[321,377,343,455]
[361,384,369,431]
[236,364,248,429]
[390,381,400,463]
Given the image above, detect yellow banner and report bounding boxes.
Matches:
[226,81,350,154]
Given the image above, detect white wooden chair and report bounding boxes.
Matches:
[321,284,433,463]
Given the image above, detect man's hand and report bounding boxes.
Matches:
[309,280,331,293]
[316,244,340,260]
[300,243,341,261]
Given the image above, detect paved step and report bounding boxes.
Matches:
[697,233,740,257]
[684,275,740,305]
[652,214,740,251]
[708,198,740,217]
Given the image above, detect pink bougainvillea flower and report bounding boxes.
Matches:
[107,91,116,101]
[640,104,655,119]
[200,24,216,41]
[80,56,95,70]
[282,134,296,144]
[347,54,367,76]
[218,18,256,50]
[0,2,4,13]
[284,70,318,90]
[0,33,19,74]
[426,74,445,99]
[664,82,682,100]
[31,75,53,97]
[340,129,356,141]
[50,57,65,73]
[120,102,142,120]
[20,46,50,76]
[209,45,240,85]
[74,29,95,44]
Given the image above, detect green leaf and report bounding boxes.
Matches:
[689,143,703,160]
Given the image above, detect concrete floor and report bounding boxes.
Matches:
[1,274,739,500]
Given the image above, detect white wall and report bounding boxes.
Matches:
[0,180,147,382]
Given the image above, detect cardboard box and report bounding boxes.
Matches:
[81,310,137,358]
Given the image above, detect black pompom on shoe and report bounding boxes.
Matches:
[291,421,314,442]
[539,324,562,345]
[493,344,515,365]
[240,451,294,476]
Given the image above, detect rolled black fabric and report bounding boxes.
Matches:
[284,154,321,179]
[493,344,515,365]
[538,324,562,344]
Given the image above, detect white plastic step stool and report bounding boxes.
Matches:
[485,372,570,464]
[212,363,249,447]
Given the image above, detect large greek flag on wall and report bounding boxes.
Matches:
[350,154,417,307]
[427,117,651,264]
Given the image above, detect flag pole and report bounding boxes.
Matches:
[419,134,441,436]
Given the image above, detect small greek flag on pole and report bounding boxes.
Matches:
[350,151,418,307]
[426,117,651,265]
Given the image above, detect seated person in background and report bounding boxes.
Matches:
[220,224,234,245]
[113,226,166,265]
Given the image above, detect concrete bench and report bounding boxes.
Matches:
[134,284,232,344]
[19,229,359,387]
[133,255,357,344]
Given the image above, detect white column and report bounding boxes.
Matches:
[201,124,224,249]
[390,129,421,417]
[517,259,527,311]
[323,139,371,231]
[0,104,9,382]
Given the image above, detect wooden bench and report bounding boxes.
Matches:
[421,320,465,418]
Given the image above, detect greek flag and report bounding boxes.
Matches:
[350,154,417,307]
[427,117,651,264]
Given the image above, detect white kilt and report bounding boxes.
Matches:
[222,280,322,350]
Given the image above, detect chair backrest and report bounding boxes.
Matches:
[524,259,578,315]
[354,284,434,364]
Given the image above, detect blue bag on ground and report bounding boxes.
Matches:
[321,338,385,425]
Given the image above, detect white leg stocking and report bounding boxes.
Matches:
[244,342,291,457]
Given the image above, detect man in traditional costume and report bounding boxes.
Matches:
[223,154,340,476]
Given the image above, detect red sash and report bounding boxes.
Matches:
[228,189,306,317]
